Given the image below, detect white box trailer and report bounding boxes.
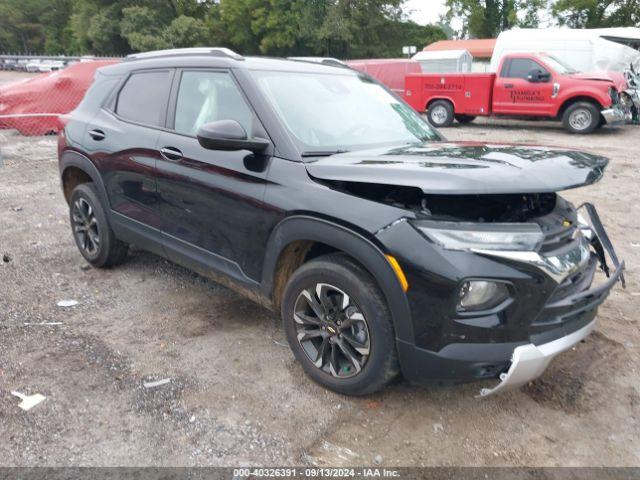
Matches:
[412,49,473,73]
[490,27,640,73]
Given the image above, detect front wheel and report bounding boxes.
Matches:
[281,254,399,395]
[562,102,600,134]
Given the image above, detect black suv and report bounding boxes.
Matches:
[58,48,625,396]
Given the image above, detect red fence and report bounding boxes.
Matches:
[0,60,118,136]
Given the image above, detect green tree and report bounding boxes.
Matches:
[164,15,210,48]
[552,0,640,28]
[121,6,169,51]
[87,4,127,54]
[0,0,457,58]
[0,0,64,53]
[318,0,406,58]
[42,0,74,53]
[391,21,447,53]
[445,0,547,38]
[217,0,329,55]
[67,0,97,53]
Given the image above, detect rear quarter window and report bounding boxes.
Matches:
[116,70,173,127]
[74,73,120,113]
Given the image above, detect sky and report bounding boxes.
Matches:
[403,0,448,25]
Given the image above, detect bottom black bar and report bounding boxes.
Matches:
[1,467,639,480]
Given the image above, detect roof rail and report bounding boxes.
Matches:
[125,47,244,62]
[287,57,347,68]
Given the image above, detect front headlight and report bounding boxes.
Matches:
[412,221,544,252]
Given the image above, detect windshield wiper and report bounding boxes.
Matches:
[301,149,349,157]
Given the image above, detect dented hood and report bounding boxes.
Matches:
[305,142,608,194]
[569,71,628,91]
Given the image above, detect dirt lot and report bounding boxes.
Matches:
[0,118,639,467]
[0,71,38,86]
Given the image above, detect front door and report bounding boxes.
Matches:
[492,58,555,116]
[156,69,272,283]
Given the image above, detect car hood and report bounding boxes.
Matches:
[304,142,608,194]
[569,71,628,91]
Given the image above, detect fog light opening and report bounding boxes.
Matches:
[458,280,510,312]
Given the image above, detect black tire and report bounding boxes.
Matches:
[281,253,399,396]
[562,101,600,134]
[455,114,476,124]
[69,183,128,268]
[427,100,454,127]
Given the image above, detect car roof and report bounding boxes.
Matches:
[99,47,355,77]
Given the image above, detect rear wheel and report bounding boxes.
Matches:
[281,254,399,395]
[427,100,454,127]
[562,101,600,134]
[69,183,128,268]
[455,114,476,124]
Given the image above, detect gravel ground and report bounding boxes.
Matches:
[0,118,639,467]
[0,71,38,86]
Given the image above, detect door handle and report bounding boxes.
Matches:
[88,129,105,141]
[160,146,183,162]
[504,83,514,89]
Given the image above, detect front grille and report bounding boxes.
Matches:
[547,255,598,303]
[531,254,598,329]
[539,223,578,254]
[610,87,620,105]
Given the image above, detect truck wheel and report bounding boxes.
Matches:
[562,102,600,134]
[427,100,454,127]
[455,115,476,124]
[281,254,399,396]
[69,183,129,268]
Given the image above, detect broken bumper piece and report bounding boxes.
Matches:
[479,203,625,397]
[601,106,632,125]
[478,319,595,397]
[479,256,625,398]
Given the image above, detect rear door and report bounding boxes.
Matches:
[155,68,273,283]
[492,58,555,116]
[87,69,173,228]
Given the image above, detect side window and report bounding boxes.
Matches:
[504,59,549,79]
[174,70,254,136]
[116,70,172,126]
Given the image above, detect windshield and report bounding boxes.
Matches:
[540,54,580,74]
[250,70,441,155]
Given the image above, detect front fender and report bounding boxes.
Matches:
[260,215,414,342]
[553,85,611,117]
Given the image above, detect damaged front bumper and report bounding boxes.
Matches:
[478,204,625,397]
[478,262,624,397]
[601,105,632,125]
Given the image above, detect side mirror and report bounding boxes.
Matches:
[197,119,270,153]
[527,69,551,83]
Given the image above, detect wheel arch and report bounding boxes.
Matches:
[261,215,414,342]
[426,97,456,112]
[59,151,109,206]
[556,95,603,120]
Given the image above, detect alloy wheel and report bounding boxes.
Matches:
[293,283,370,378]
[72,197,100,255]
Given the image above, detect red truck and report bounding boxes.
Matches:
[403,53,631,134]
